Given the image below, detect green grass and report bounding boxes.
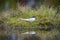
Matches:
[0,5,60,28]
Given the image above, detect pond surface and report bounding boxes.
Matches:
[0,0,41,11]
[0,0,16,11]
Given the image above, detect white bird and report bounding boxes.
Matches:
[18,16,35,22]
[22,31,36,34]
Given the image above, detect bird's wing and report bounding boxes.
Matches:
[18,18,35,22]
[20,18,29,21]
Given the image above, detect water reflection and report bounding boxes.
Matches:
[0,0,16,11]
[23,35,40,40]
[4,1,10,10]
[11,33,18,40]
[0,32,18,40]
[27,0,35,8]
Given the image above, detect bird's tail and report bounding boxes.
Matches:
[18,18,28,21]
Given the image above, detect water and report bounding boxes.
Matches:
[0,0,16,11]
[4,1,10,10]
[11,33,18,40]
[27,0,35,8]
[0,0,41,11]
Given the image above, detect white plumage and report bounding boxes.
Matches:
[20,18,35,22]
[22,31,36,34]
[18,16,35,22]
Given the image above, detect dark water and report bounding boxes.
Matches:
[0,0,41,11]
[0,0,16,11]
[0,33,18,40]
[11,33,18,40]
